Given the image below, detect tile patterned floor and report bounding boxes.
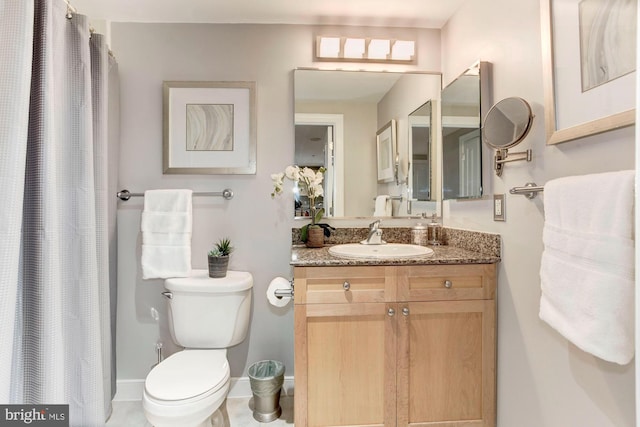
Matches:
[106,396,294,427]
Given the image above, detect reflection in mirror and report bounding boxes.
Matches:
[483,97,533,149]
[408,100,436,202]
[294,114,343,217]
[441,61,491,200]
[294,69,441,218]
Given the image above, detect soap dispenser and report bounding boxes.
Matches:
[411,222,428,246]
[427,213,442,246]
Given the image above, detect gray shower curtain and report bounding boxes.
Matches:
[0,0,118,425]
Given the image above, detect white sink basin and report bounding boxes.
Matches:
[328,243,434,260]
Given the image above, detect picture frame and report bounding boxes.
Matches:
[376,119,396,183]
[540,0,635,145]
[163,81,256,174]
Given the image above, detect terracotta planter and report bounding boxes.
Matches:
[208,255,229,278]
[305,226,324,248]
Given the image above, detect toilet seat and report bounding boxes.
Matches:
[145,349,230,403]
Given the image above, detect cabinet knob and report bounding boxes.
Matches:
[343,281,351,291]
[387,307,395,317]
[402,307,410,316]
[444,280,453,289]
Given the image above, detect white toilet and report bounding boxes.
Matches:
[142,269,253,427]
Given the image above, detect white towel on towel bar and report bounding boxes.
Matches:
[373,195,391,216]
[539,170,635,365]
[141,189,193,279]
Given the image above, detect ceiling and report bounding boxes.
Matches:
[71,0,466,29]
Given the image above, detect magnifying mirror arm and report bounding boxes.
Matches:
[406,160,411,183]
[394,154,399,185]
[394,154,409,186]
[494,148,532,177]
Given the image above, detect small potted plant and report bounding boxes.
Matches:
[208,238,233,278]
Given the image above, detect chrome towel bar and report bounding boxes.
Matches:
[372,195,403,201]
[116,189,234,201]
[509,182,544,199]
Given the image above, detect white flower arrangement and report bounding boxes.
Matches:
[271,165,335,243]
[271,165,326,224]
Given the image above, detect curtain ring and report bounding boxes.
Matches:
[66,4,73,19]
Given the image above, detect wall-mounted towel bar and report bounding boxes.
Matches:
[116,189,234,201]
[509,182,544,199]
[372,195,403,201]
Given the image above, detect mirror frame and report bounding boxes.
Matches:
[440,61,492,201]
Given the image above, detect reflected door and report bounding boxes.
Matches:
[458,129,481,198]
[295,113,344,217]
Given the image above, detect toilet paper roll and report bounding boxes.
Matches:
[267,277,292,308]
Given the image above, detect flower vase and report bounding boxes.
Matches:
[208,255,229,278]
[306,226,324,248]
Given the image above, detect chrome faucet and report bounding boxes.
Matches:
[362,220,385,245]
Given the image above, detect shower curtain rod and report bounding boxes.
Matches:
[64,0,77,16]
[63,1,114,58]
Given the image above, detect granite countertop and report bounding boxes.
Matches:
[291,244,501,267]
[290,227,501,267]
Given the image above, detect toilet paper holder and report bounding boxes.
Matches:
[273,279,294,299]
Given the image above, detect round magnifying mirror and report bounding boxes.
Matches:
[482,97,534,149]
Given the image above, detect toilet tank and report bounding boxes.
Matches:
[164,270,253,348]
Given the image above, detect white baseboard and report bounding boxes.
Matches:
[114,376,294,402]
[113,379,145,401]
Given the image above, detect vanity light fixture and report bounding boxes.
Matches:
[318,37,341,58]
[367,39,390,60]
[343,38,365,59]
[315,36,416,63]
[391,40,415,61]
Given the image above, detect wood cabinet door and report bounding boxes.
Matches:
[396,300,496,427]
[294,302,397,427]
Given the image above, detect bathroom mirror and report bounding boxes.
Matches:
[482,97,534,177]
[408,100,438,203]
[294,68,441,218]
[441,61,491,200]
[482,97,534,149]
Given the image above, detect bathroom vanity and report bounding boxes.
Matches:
[291,231,499,427]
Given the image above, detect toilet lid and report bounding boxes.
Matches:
[145,350,229,401]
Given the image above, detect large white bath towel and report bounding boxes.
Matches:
[141,189,193,279]
[373,195,391,216]
[539,170,635,365]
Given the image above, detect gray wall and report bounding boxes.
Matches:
[111,6,635,425]
[111,23,440,379]
[442,0,635,426]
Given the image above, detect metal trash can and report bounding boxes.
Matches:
[248,360,285,422]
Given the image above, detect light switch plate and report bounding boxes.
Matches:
[493,194,505,221]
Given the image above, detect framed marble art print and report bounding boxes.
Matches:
[163,81,256,174]
[540,0,636,145]
[376,119,396,183]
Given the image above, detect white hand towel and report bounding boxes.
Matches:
[141,189,193,279]
[539,170,635,365]
[373,195,391,216]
